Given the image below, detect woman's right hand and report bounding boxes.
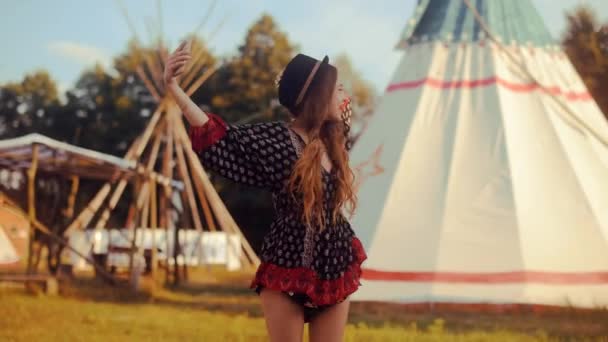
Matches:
[162,38,209,126]
[163,40,192,86]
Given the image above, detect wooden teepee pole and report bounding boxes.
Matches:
[186,64,220,97]
[180,55,209,91]
[136,66,161,102]
[191,0,217,37]
[189,173,216,231]
[144,121,162,279]
[1,192,119,284]
[127,180,141,278]
[64,102,165,235]
[26,144,39,275]
[139,186,151,228]
[180,37,216,89]
[95,180,129,229]
[174,120,216,232]
[63,176,79,219]
[129,118,165,229]
[149,176,158,277]
[175,120,259,268]
[143,50,164,93]
[180,9,226,92]
[31,218,119,284]
[161,106,176,284]
[174,128,203,232]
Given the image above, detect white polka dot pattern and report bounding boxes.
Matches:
[192,120,360,281]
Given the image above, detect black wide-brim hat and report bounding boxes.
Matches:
[278,53,329,112]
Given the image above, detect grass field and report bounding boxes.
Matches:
[1,268,607,341]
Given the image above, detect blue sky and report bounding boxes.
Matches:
[1,0,606,94]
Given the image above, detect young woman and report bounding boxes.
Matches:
[164,41,367,342]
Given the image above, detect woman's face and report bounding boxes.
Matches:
[329,81,347,120]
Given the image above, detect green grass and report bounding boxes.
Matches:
[1,270,607,341]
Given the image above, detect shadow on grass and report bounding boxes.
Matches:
[47,274,608,339]
[348,300,608,339]
[57,275,264,318]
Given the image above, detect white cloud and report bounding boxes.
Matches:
[47,41,113,71]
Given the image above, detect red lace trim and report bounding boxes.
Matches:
[188,112,228,153]
[250,236,368,306]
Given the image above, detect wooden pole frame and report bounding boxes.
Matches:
[64,102,166,235]
[63,176,80,219]
[162,105,176,284]
[149,176,158,277]
[26,144,39,275]
[31,218,120,284]
[58,6,261,278]
[175,120,260,268]
[174,131,203,232]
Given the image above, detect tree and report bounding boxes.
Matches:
[58,64,137,155]
[333,54,376,109]
[0,70,60,138]
[4,70,59,107]
[562,6,608,120]
[601,25,608,55]
[115,38,216,109]
[200,14,296,123]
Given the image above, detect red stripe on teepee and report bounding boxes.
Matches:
[361,269,608,284]
[387,77,593,101]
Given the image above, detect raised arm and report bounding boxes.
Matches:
[163,41,291,191]
[163,40,208,127]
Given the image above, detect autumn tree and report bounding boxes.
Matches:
[562,5,608,120]
[200,14,296,124]
[0,70,60,138]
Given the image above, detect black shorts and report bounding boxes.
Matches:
[255,285,337,323]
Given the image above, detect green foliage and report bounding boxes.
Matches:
[61,63,151,156]
[199,14,295,124]
[562,5,608,120]
[4,70,59,107]
[0,70,60,137]
[0,13,376,258]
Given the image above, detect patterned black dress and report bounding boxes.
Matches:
[188,113,367,318]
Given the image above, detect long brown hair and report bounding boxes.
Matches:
[286,64,357,230]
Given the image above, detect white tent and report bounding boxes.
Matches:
[66,228,242,271]
[0,225,19,265]
[0,133,181,186]
[349,0,608,308]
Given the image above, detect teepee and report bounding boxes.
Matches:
[62,3,260,280]
[349,0,608,308]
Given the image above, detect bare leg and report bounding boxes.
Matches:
[309,298,350,342]
[259,288,305,342]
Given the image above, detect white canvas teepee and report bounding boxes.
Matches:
[349,0,608,308]
[0,226,19,265]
